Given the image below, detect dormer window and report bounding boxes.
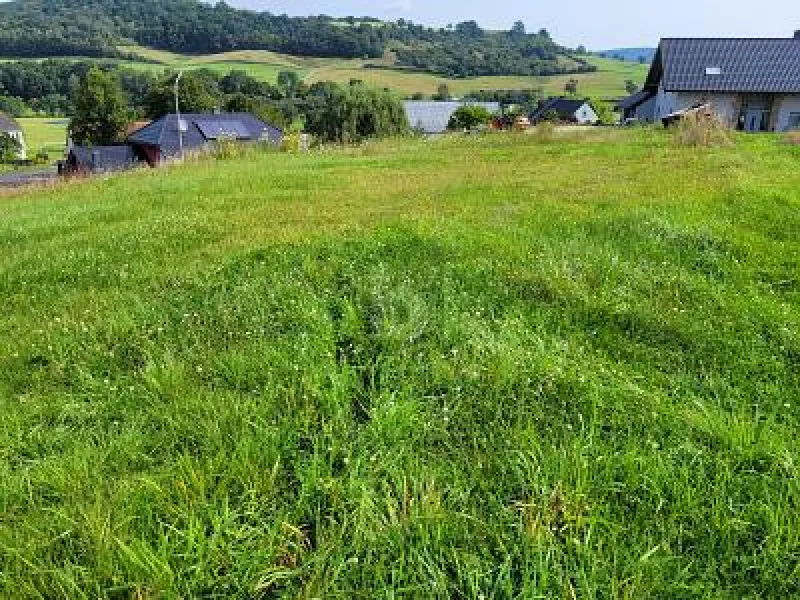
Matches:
[705,67,722,76]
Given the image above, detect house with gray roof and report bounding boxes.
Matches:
[127,112,283,165]
[404,101,500,134]
[620,33,800,131]
[530,97,599,125]
[0,112,26,159]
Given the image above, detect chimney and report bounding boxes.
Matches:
[795,30,800,39]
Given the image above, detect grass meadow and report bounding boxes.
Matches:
[0,130,798,598]
[17,117,68,160]
[121,47,649,97]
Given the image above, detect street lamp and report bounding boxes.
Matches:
[174,70,185,161]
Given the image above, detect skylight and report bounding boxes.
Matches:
[705,67,722,76]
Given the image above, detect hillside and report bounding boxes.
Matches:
[1,130,799,597]
[596,47,657,63]
[0,0,593,78]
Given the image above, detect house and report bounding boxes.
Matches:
[618,34,800,131]
[0,112,27,159]
[404,101,501,134]
[127,112,283,165]
[530,98,599,125]
[61,145,142,175]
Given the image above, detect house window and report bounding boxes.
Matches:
[788,113,800,130]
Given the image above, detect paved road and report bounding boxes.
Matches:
[0,167,58,189]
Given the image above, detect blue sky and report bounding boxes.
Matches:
[232,0,798,49]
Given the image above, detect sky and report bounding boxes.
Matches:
[231,0,799,50]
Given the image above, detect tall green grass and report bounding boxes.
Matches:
[0,130,798,598]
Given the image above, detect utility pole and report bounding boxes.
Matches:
[174,70,184,161]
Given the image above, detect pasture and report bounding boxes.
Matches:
[0,130,798,598]
[18,117,68,159]
[118,45,647,97]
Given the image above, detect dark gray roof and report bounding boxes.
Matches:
[647,38,800,93]
[531,97,591,121]
[69,145,138,172]
[0,112,22,133]
[404,101,500,133]
[128,112,283,158]
[616,89,655,110]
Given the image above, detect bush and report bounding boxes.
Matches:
[447,105,493,131]
[673,112,734,147]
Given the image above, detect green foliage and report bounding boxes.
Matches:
[277,70,301,97]
[447,104,493,130]
[0,132,799,597]
[304,82,408,143]
[224,93,288,129]
[145,71,221,117]
[0,132,21,162]
[68,67,131,145]
[0,0,597,78]
[625,79,639,95]
[434,83,451,101]
[589,98,615,125]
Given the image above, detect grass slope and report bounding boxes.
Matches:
[17,117,68,159]
[119,46,648,97]
[1,131,798,598]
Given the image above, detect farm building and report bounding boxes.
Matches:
[530,98,599,125]
[127,112,283,165]
[619,35,800,131]
[0,112,27,159]
[62,145,142,175]
[404,101,501,134]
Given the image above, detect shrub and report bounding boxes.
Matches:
[447,105,493,131]
[785,131,800,145]
[673,112,734,147]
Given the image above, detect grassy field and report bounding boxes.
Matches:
[17,117,68,159]
[1,130,798,598]
[117,45,647,97]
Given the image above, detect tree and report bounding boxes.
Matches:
[145,71,221,118]
[589,98,615,125]
[625,80,639,95]
[564,79,579,96]
[277,70,301,97]
[511,21,526,36]
[434,83,451,101]
[224,93,288,129]
[68,67,131,145]
[447,105,493,130]
[0,133,21,162]
[304,83,408,143]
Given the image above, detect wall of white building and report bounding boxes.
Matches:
[575,103,599,124]
[5,130,26,159]
[655,84,739,126]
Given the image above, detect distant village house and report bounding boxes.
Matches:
[404,101,501,134]
[530,98,599,125]
[62,112,283,175]
[0,113,27,159]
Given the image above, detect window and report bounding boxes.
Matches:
[705,67,722,76]
[788,113,800,130]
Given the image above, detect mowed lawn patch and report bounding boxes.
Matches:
[0,130,798,598]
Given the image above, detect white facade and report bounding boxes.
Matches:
[573,103,599,124]
[2,129,27,159]
[637,84,800,132]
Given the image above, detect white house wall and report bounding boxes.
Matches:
[6,130,26,159]
[774,95,800,131]
[655,85,739,125]
[574,103,599,124]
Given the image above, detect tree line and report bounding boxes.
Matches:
[0,0,594,78]
[63,65,408,146]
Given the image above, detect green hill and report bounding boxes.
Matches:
[0,0,594,78]
[1,130,798,597]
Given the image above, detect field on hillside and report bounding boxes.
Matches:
[118,45,648,97]
[18,117,68,159]
[1,130,798,598]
